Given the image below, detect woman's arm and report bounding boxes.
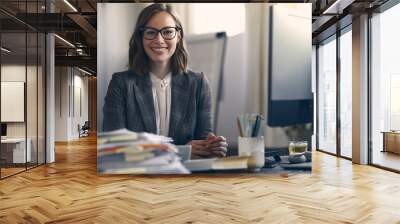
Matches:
[190,73,227,159]
[103,74,127,131]
[194,73,213,139]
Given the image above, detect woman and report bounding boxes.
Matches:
[103,3,227,159]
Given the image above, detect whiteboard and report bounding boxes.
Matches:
[186,32,227,129]
[1,82,25,122]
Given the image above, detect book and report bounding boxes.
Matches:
[183,156,250,172]
[212,156,249,170]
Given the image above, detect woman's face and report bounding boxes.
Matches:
[142,12,181,66]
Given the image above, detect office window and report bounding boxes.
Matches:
[371,3,400,171]
[339,27,352,158]
[318,36,337,154]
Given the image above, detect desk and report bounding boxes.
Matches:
[382,131,400,154]
[184,155,311,174]
[189,164,311,174]
[1,138,32,163]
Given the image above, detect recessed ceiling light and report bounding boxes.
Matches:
[1,47,11,53]
[63,0,78,12]
[54,34,75,48]
[323,0,355,15]
[77,67,92,76]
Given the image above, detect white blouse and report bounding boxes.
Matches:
[150,72,172,137]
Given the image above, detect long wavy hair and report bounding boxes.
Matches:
[128,3,188,75]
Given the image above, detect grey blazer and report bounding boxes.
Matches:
[103,69,213,145]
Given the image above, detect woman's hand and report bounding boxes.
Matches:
[206,133,228,158]
[189,140,213,159]
[188,133,228,159]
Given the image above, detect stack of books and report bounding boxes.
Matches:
[97,129,189,174]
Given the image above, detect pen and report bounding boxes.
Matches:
[237,117,244,137]
[252,115,259,137]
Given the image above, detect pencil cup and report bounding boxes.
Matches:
[238,136,265,170]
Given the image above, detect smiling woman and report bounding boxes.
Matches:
[102,3,228,160]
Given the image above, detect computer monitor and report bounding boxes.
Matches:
[1,123,7,137]
[267,4,313,127]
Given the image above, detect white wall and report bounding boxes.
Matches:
[55,67,69,141]
[55,67,89,141]
[1,63,46,163]
[72,73,89,137]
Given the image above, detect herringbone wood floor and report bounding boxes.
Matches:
[1,135,400,224]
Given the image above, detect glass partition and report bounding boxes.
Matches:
[0,1,46,179]
[1,31,28,177]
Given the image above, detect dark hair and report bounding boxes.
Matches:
[129,3,188,75]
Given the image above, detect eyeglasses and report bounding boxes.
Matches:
[140,26,181,40]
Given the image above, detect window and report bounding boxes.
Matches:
[317,24,353,159]
[339,27,352,158]
[318,36,337,154]
[370,2,400,171]
[390,74,400,130]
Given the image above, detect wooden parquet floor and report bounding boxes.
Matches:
[1,135,400,224]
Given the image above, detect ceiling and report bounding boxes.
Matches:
[0,0,391,75]
[1,0,97,74]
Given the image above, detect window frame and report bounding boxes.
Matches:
[368,0,400,173]
[315,23,353,161]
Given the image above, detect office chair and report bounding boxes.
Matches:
[78,121,90,138]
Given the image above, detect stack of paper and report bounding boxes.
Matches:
[97,129,189,174]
